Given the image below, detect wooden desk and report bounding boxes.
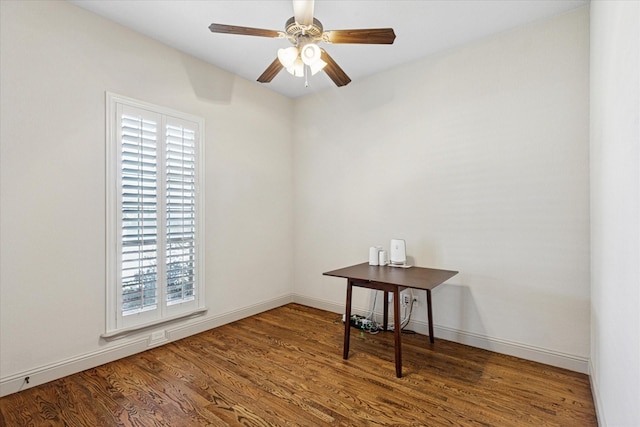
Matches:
[323,262,458,378]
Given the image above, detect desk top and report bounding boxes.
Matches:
[323,262,458,291]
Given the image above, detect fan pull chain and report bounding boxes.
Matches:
[304,65,309,87]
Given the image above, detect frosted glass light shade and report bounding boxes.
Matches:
[309,59,327,75]
[286,57,305,77]
[300,43,321,65]
[277,47,299,68]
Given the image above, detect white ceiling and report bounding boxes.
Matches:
[68,0,589,99]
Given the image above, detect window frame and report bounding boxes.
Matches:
[105,92,206,337]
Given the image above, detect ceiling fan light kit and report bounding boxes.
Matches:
[277,42,325,77]
[289,58,305,77]
[209,0,396,88]
[308,58,327,76]
[300,43,321,66]
[277,46,299,68]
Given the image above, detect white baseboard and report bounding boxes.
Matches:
[0,295,293,397]
[293,294,589,374]
[431,323,588,374]
[293,294,345,315]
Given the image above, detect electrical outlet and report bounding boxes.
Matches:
[149,330,167,347]
[151,330,165,341]
[402,294,410,305]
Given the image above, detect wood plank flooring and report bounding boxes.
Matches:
[0,304,597,426]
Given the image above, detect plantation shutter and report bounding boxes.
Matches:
[120,110,159,316]
[107,93,205,334]
[165,120,198,306]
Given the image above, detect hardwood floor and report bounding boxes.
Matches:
[0,304,597,426]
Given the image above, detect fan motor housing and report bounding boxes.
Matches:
[285,16,323,38]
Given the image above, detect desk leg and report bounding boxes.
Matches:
[393,287,402,378]
[383,291,389,331]
[343,280,353,359]
[426,289,434,344]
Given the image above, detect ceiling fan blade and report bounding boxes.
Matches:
[323,28,396,44]
[257,58,284,83]
[209,23,281,38]
[320,49,351,87]
[293,0,314,26]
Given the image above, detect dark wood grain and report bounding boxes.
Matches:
[324,262,459,290]
[257,57,284,83]
[320,49,351,87]
[324,28,396,44]
[0,304,597,426]
[208,23,280,38]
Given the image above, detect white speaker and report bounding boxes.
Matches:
[390,239,406,265]
[369,246,382,265]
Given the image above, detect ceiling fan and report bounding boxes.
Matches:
[208,0,396,87]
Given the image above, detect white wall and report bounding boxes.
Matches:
[590,1,640,426]
[293,8,591,372]
[0,0,294,395]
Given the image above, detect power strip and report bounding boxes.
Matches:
[342,314,371,329]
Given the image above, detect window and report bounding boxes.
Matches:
[106,93,205,335]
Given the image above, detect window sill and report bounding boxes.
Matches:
[101,307,208,340]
